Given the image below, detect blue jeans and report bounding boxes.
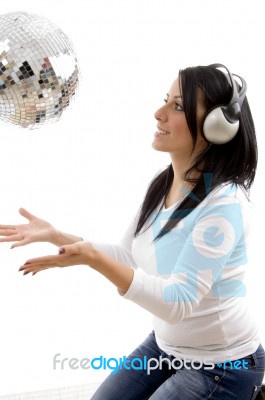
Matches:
[91,331,265,400]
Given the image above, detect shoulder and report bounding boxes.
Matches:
[193,183,252,234]
[201,183,250,208]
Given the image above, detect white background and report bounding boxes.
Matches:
[0,0,264,395]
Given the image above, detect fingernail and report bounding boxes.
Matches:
[59,248,65,254]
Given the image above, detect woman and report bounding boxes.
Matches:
[0,64,264,399]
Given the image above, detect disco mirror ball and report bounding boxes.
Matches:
[0,11,80,129]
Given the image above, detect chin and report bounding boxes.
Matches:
[151,141,171,153]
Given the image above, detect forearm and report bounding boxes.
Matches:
[51,229,83,247]
[87,247,134,294]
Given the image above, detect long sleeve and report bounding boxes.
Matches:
[121,184,250,324]
[83,182,260,361]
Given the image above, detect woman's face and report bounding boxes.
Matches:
[152,77,207,159]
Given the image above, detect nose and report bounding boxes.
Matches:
[154,104,167,122]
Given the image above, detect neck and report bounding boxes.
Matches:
[169,152,197,190]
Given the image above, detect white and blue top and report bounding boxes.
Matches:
[87,169,260,363]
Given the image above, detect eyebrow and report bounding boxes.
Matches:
[166,93,183,99]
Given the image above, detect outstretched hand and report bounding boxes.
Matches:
[0,208,57,249]
[19,241,96,275]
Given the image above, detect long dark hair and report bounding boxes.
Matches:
[134,65,258,240]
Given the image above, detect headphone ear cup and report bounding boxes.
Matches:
[203,107,239,144]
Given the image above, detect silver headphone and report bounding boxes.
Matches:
[202,63,247,145]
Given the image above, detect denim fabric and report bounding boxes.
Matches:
[91,331,265,400]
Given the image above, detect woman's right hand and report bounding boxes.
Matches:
[0,208,58,249]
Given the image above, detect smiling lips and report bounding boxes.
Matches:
[155,128,170,137]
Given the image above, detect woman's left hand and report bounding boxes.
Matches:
[19,241,97,275]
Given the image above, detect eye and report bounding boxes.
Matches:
[175,103,184,111]
[163,98,183,111]
[164,99,184,111]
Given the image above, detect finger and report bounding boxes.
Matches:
[22,255,58,264]
[32,268,49,276]
[10,237,33,249]
[23,266,52,275]
[19,262,56,272]
[59,242,82,255]
[20,253,63,267]
[0,225,16,230]
[19,208,37,222]
[0,234,24,243]
[0,228,17,237]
